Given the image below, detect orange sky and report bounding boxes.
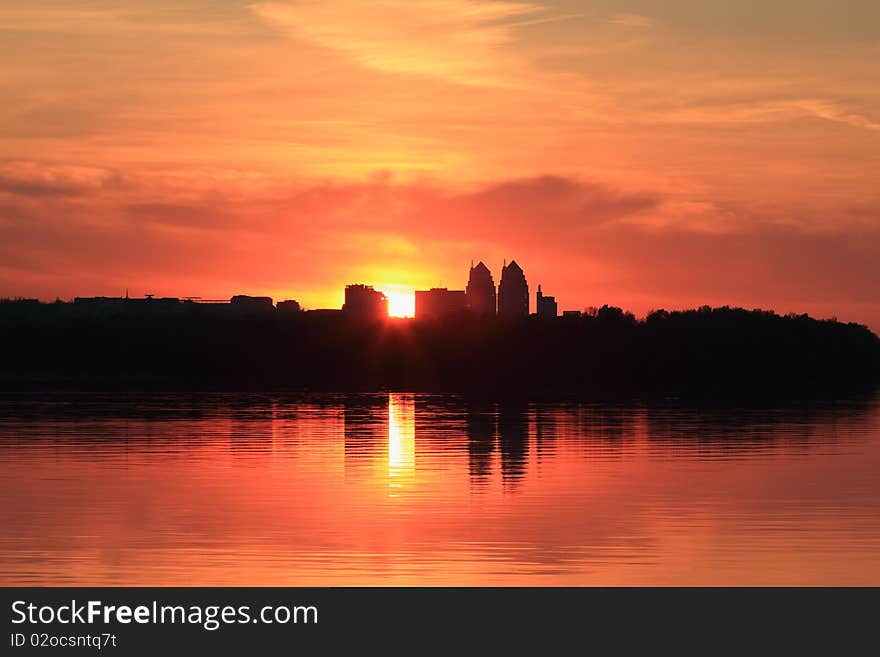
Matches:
[1,1,879,327]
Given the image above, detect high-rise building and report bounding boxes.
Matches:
[343,284,388,318]
[498,260,529,317]
[466,261,496,316]
[536,285,557,318]
[415,288,467,319]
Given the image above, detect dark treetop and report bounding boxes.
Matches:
[1,300,879,396]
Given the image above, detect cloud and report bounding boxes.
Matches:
[0,3,261,37]
[443,175,660,244]
[608,14,657,30]
[2,165,878,328]
[705,99,879,131]
[795,99,880,131]
[0,162,120,198]
[249,0,545,85]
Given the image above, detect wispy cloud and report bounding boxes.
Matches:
[635,96,880,132]
[608,14,657,30]
[0,162,120,197]
[796,99,880,131]
[250,0,546,85]
[0,3,257,36]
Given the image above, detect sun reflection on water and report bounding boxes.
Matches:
[388,393,415,492]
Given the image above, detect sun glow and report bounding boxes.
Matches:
[382,287,415,318]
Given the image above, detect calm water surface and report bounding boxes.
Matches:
[1,392,879,585]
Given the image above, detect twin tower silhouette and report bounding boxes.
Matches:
[344,261,557,319]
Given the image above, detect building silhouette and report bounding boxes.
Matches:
[498,260,529,317]
[536,285,557,318]
[343,284,388,318]
[71,294,183,316]
[307,308,342,316]
[74,295,181,307]
[465,261,496,316]
[231,294,273,309]
[415,288,466,319]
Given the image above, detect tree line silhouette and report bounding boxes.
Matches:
[1,300,878,395]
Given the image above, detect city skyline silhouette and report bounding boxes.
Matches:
[1,255,870,327]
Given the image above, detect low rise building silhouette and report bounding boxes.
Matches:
[343,284,388,318]
[72,294,182,316]
[307,308,343,317]
[230,295,274,310]
[74,294,181,307]
[498,260,529,317]
[466,261,496,316]
[415,288,466,319]
[536,285,557,318]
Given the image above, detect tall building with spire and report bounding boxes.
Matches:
[498,260,529,317]
[466,261,496,316]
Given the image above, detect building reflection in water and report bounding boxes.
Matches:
[227,396,275,457]
[338,396,666,494]
[498,402,529,490]
[343,395,388,482]
[3,393,880,586]
[533,403,559,465]
[466,402,495,486]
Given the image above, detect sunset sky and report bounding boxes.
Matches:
[1,1,878,326]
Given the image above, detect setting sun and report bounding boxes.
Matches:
[383,287,415,318]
